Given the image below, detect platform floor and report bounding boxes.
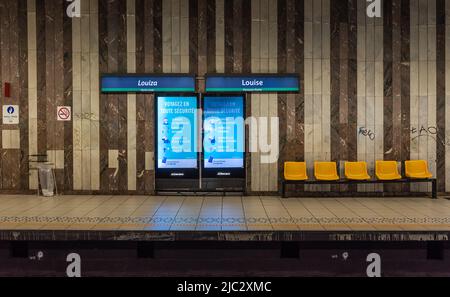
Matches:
[0,195,448,232]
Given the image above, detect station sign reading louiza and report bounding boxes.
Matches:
[100,75,196,93]
[205,74,300,93]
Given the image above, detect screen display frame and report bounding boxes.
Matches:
[201,94,246,179]
[205,73,300,93]
[155,93,200,179]
[100,73,196,93]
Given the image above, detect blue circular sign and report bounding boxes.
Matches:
[6,106,14,114]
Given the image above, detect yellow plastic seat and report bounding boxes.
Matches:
[284,162,308,181]
[375,161,402,180]
[344,162,371,180]
[405,160,433,179]
[314,162,339,181]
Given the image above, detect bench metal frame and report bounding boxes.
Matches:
[281,179,437,199]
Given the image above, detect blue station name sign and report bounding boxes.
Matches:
[101,75,196,93]
[205,74,300,93]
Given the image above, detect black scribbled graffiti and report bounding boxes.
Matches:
[410,125,450,146]
[74,112,97,120]
[410,126,437,136]
[359,127,375,140]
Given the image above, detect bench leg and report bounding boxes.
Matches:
[432,179,437,199]
[282,182,286,198]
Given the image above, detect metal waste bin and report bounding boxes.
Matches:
[37,163,57,197]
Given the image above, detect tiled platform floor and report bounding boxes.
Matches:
[0,195,449,231]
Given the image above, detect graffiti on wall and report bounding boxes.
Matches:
[410,125,450,146]
[358,127,375,141]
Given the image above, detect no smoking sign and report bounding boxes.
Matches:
[57,106,72,121]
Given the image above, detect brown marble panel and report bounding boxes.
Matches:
[145,0,162,194]
[135,0,146,71]
[135,0,146,193]
[233,0,243,72]
[383,0,395,192]
[392,94,401,161]
[189,0,198,74]
[330,0,341,193]
[45,0,56,152]
[277,0,287,71]
[277,92,287,191]
[242,0,251,73]
[18,0,29,190]
[116,0,128,193]
[153,0,163,73]
[99,0,110,192]
[1,0,19,189]
[198,0,208,75]
[285,0,295,163]
[339,14,349,192]
[135,101,146,194]
[63,0,73,192]
[275,0,304,195]
[277,0,287,192]
[294,0,304,75]
[103,0,123,192]
[400,0,410,192]
[53,0,65,191]
[285,0,296,165]
[206,0,216,73]
[4,0,16,190]
[144,94,155,194]
[224,0,234,73]
[347,0,357,144]
[294,0,304,193]
[9,0,19,94]
[347,0,358,192]
[54,0,64,149]
[2,150,20,189]
[0,0,11,92]
[0,0,7,188]
[436,0,446,192]
[392,0,403,192]
[134,0,157,194]
[36,0,47,156]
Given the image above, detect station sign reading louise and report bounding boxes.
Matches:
[100,75,196,93]
[205,74,300,93]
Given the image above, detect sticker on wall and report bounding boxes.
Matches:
[57,106,72,121]
[2,105,19,124]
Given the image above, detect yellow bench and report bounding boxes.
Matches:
[282,160,436,199]
[344,162,371,180]
[405,160,433,179]
[375,161,402,180]
[284,162,308,181]
[314,162,339,181]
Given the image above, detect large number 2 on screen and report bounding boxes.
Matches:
[171,117,192,153]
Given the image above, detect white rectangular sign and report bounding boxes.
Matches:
[57,106,72,121]
[3,105,19,125]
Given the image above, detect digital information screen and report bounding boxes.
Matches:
[156,96,198,170]
[203,96,245,171]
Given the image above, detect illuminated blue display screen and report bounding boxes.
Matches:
[157,97,198,169]
[101,75,195,93]
[203,96,245,169]
[205,75,299,92]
